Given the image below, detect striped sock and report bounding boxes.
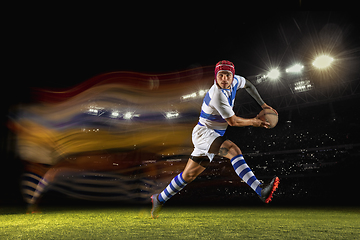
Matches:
[231,154,262,196]
[29,178,49,205]
[158,172,188,203]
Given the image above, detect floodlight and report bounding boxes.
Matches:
[123,112,133,120]
[198,89,207,97]
[286,64,304,73]
[267,69,280,80]
[312,55,333,69]
[181,89,208,102]
[165,111,179,119]
[292,78,314,93]
[111,111,119,118]
[181,92,197,101]
[123,112,140,120]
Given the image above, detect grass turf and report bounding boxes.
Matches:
[1,206,359,239]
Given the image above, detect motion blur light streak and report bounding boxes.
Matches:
[13,69,217,161]
[11,67,218,203]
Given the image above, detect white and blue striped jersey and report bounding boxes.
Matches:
[198,75,246,136]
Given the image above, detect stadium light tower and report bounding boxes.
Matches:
[312,55,334,69]
[266,68,280,80]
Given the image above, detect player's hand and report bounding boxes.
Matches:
[261,103,278,115]
[252,118,270,129]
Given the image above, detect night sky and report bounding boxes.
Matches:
[7,9,359,91]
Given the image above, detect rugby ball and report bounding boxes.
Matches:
[257,109,278,129]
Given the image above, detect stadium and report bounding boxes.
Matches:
[2,9,360,240]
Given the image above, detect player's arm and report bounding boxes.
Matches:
[212,83,269,128]
[226,115,270,128]
[244,79,278,115]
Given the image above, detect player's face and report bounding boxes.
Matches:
[216,71,233,89]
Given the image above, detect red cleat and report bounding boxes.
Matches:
[259,177,280,203]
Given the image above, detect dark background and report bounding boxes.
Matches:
[2,6,360,206]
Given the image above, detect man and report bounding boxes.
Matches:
[151,60,279,219]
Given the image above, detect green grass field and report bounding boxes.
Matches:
[1,205,359,239]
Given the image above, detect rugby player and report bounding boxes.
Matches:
[151,60,280,219]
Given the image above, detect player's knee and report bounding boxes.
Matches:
[221,140,242,159]
[182,172,196,183]
[182,170,202,183]
[232,144,242,156]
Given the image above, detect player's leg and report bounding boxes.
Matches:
[151,157,207,218]
[218,140,262,195]
[155,133,219,207]
[158,158,206,203]
[151,132,218,219]
[182,157,208,182]
[151,127,221,218]
[27,168,57,213]
[28,166,73,213]
[218,140,279,203]
[217,139,242,160]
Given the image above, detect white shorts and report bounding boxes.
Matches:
[191,124,222,162]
